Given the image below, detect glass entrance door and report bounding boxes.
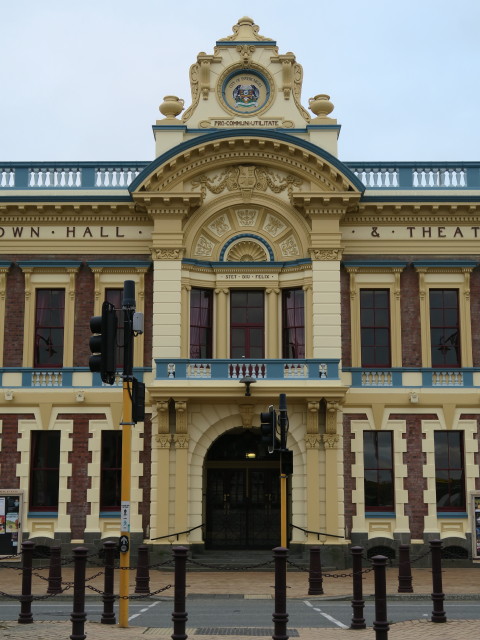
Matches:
[205,465,281,549]
[230,290,264,358]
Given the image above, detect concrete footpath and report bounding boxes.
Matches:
[0,564,479,639]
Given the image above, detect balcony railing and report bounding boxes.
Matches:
[1,162,480,191]
[0,367,149,388]
[155,358,339,381]
[347,368,476,388]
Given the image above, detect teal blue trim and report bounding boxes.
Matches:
[0,366,151,388]
[87,260,152,268]
[0,196,134,203]
[152,125,187,131]
[437,512,468,518]
[342,261,408,268]
[17,261,82,269]
[219,233,274,261]
[344,367,478,388]
[307,125,342,131]
[413,261,477,268]
[28,512,58,518]
[128,129,365,193]
[100,511,120,518]
[182,257,312,268]
[365,512,396,518]
[361,195,480,202]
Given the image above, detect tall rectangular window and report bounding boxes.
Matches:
[100,431,122,511]
[360,289,391,367]
[282,288,305,359]
[34,289,65,368]
[434,431,465,511]
[29,431,61,511]
[105,288,124,368]
[363,431,394,512]
[230,290,264,358]
[190,288,213,358]
[430,289,461,367]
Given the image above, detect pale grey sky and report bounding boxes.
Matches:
[1,1,479,162]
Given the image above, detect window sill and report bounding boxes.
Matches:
[365,512,396,518]
[27,512,58,518]
[100,511,120,518]
[437,512,468,518]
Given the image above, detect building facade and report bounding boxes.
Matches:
[1,17,480,565]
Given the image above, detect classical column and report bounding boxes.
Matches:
[323,399,343,540]
[173,401,189,542]
[265,288,280,358]
[304,401,321,543]
[215,288,229,358]
[150,400,171,542]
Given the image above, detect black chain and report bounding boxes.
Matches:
[0,585,72,600]
[84,583,173,598]
[187,558,274,571]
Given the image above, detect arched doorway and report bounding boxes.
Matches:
[205,427,285,549]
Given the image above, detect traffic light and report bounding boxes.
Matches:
[260,405,277,453]
[131,377,145,423]
[281,449,293,476]
[89,301,118,385]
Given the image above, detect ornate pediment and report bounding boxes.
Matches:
[191,165,302,203]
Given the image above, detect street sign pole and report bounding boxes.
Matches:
[278,393,288,548]
[118,281,135,628]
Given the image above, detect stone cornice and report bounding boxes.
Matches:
[344,202,480,225]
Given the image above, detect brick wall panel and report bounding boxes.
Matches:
[4,265,25,366]
[400,266,422,367]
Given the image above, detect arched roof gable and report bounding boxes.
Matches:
[129,129,365,194]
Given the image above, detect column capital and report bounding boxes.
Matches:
[155,434,172,449]
[173,433,190,449]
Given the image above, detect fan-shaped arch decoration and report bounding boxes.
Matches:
[220,234,274,262]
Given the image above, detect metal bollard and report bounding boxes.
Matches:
[397,544,413,593]
[70,547,88,640]
[372,555,389,640]
[47,545,62,594]
[308,546,324,595]
[135,544,150,594]
[172,546,188,640]
[18,540,34,624]
[101,541,116,625]
[350,546,366,629]
[430,539,446,623]
[272,546,289,640]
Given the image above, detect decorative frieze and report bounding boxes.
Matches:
[305,433,322,449]
[173,434,190,449]
[151,248,184,260]
[155,434,171,449]
[309,248,343,261]
[322,433,339,449]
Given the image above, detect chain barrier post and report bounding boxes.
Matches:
[17,540,34,624]
[308,546,323,595]
[430,539,446,623]
[397,544,413,593]
[135,544,150,594]
[172,546,188,640]
[372,555,389,640]
[47,544,62,595]
[101,541,116,625]
[350,546,366,629]
[70,546,88,640]
[272,546,289,640]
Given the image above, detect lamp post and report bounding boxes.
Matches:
[278,393,289,548]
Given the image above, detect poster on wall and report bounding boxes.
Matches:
[473,493,480,559]
[0,492,22,556]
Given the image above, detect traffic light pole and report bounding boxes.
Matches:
[278,394,288,548]
[119,282,135,628]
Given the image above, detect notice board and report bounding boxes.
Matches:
[0,491,22,556]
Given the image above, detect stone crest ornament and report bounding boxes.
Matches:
[235,209,258,227]
[208,215,231,237]
[263,214,286,237]
[280,235,299,257]
[194,235,215,257]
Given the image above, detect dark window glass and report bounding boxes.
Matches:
[434,431,465,511]
[29,431,60,511]
[430,289,460,367]
[230,290,264,358]
[363,431,394,511]
[190,288,213,358]
[105,288,124,368]
[34,289,65,368]
[282,289,305,359]
[101,431,122,511]
[360,289,391,367]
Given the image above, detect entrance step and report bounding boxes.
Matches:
[187,549,306,571]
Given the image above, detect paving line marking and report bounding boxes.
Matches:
[129,600,160,621]
[303,600,349,629]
